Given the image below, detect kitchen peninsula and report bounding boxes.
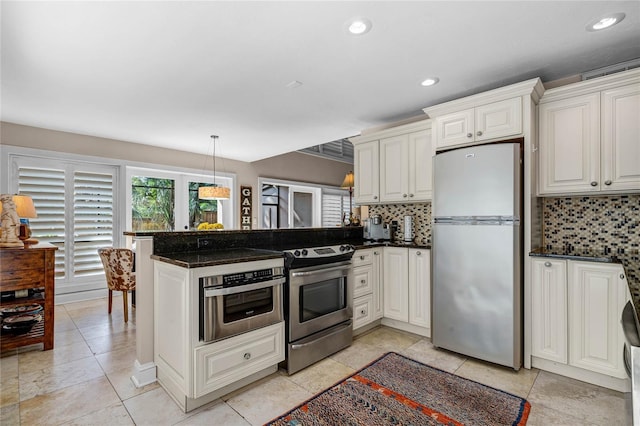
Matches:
[123,227,364,407]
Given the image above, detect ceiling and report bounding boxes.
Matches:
[2,1,639,163]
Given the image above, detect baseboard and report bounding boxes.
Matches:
[381,318,431,338]
[54,288,109,305]
[131,359,157,388]
[532,356,631,392]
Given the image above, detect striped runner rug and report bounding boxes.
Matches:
[266,352,530,425]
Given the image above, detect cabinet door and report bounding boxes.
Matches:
[602,84,640,192]
[475,98,522,141]
[372,250,383,320]
[408,249,430,330]
[380,135,410,202]
[354,141,380,204]
[531,258,568,364]
[434,109,474,149]
[383,247,408,322]
[409,129,433,201]
[538,93,601,194]
[568,262,628,378]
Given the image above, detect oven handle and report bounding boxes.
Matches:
[203,277,285,297]
[290,262,351,277]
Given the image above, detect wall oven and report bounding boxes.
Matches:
[282,245,355,374]
[199,264,285,343]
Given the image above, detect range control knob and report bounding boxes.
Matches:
[301,249,308,256]
[294,250,301,257]
[340,245,348,252]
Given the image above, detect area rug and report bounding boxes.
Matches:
[266,352,530,425]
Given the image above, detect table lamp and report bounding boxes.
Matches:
[0,195,38,246]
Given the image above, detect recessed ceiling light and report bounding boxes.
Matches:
[586,12,625,31]
[347,17,372,35]
[421,77,439,87]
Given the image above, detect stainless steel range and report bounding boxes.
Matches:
[282,244,355,374]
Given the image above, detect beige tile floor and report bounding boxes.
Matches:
[0,297,633,425]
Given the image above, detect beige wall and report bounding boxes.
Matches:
[0,122,353,228]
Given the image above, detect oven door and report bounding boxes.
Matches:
[288,261,353,342]
[201,278,284,342]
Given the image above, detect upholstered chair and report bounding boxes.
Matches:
[98,248,136,322]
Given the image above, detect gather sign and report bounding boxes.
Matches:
[240,186,252,230]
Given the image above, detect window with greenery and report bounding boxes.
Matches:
[189,182,219,228]
[131,177,175,231]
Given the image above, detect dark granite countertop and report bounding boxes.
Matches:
[150,248,283,268]
[530,247,640,323]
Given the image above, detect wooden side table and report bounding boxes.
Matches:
[0,243,57,352]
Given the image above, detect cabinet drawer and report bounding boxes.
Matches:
[194,322,284,398]
[0,250,45,273]
[0,269,45,290]
[353,294,374,330]
[352,265,373,298]
[352,249,374,267]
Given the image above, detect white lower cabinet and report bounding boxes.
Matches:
[531,258,630,390]
[352,249,382,331]
[154,260,285,411]
[382,247,431,336]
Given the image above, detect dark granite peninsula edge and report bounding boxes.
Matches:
[530,247,640,323]
[150,248,284,268]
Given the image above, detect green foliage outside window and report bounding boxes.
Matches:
[132,177,175,231]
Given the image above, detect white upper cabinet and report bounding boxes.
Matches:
[434,98,522,150]
[538,93,601,193]
[538,69,640,195]
[424,78,544,152]
[350,120,432,205]
[353,140,380,204]
[601,84,640,192]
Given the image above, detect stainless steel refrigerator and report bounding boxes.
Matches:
[432,142,522,370]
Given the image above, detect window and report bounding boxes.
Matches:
[321,189,351,227]
[127,167,234,231]
[9,155,118,296]
[258,178,348,229]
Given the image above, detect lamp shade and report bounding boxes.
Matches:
[198,186,231,200]
[0,195,37,218]
[340,171,354,189]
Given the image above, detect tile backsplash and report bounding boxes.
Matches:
[368,203,431,244]
[542,194,640,252]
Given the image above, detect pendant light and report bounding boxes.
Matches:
[198,135,231,200]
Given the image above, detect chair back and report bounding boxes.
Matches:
[98,248,136,291]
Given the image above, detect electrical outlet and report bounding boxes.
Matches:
[197,238,213,249]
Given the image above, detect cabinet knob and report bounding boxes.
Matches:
[416,251,421,256]
[590,181,598,187]
[360,255,365,260]
[409,193,414,197]
[544,261,552,267]
[361,279,366,284]
[476,131,483,137]
[374,251,379,255]
[621,274,625,280]
[243,352,251,360]
[466,133,473,138]
[604,180,612,186]
[360,309,366,315]
[403,194,408,198]
[373,195,378,200]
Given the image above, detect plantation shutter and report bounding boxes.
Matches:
[73,171,114,277]
[321,190,350,227]
[12,155,118,295]
[18,166,67,279]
